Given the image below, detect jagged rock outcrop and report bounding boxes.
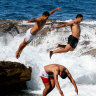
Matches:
[0,61,32,93]
[0,20,19,33]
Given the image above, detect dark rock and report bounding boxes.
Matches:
[0,21,18,32]
[0,21,19,37]
[0,61,32,94]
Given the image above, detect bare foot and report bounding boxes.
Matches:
[55,44,60,48]
[50,51,53,59]
[16,51,20,59]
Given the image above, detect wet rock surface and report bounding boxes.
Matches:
[0,61,32,94]
[0,19,65,34]
[0,19,66,46]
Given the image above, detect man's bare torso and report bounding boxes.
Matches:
[30,16,47,34]
[44,64,66,75]
[71,23,81,38]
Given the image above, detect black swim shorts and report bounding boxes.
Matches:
[68,35,79,48]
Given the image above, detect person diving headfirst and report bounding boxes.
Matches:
[16,7,61,59]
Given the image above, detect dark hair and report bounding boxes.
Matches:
[43,11,50,16]
[76,14,83,18]
[61,71,68,79]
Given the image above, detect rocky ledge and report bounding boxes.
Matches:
[0,61,32,94]
[0,19,65,35]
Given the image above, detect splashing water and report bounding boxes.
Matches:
[0,20,96,96]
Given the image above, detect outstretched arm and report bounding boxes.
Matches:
[53,19,77,29]
[27,18,37,23]
[54,68,64,96]
[65,69,78,95]
[27,17,43,23]
[49,7,61,15]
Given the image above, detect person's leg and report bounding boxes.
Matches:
[42,82,51,96]
[56,43,66,48]
[16,39,27,59]
[40,76,51,96]
[50,44,74,58]
[49,78,55,91]
[42,79,55,96]
[41,76,55,96]
[70,48,74,51]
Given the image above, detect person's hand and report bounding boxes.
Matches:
[60,90,64,96]
[56,7,61,10]
[75,88,78,95]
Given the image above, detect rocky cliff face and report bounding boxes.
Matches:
[0,61,32,94]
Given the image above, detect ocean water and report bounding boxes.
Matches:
[0,20,96,96]
[0,0,96,20]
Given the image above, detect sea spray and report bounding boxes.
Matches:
[0,20,96,96]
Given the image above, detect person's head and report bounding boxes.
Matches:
[76,14,83,18]
[42,11,50,17]
[76,14,83,21]
[60,71,68,79]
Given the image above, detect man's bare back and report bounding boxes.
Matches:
[44,64,65,74]
[30,16,47,34]
[28,7,61,35]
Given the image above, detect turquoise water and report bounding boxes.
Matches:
[0,0,96,20]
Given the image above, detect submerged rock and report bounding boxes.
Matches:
[0,61,32,94]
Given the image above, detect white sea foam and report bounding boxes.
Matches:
[0,20,96,96]
[81,20,96,25]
